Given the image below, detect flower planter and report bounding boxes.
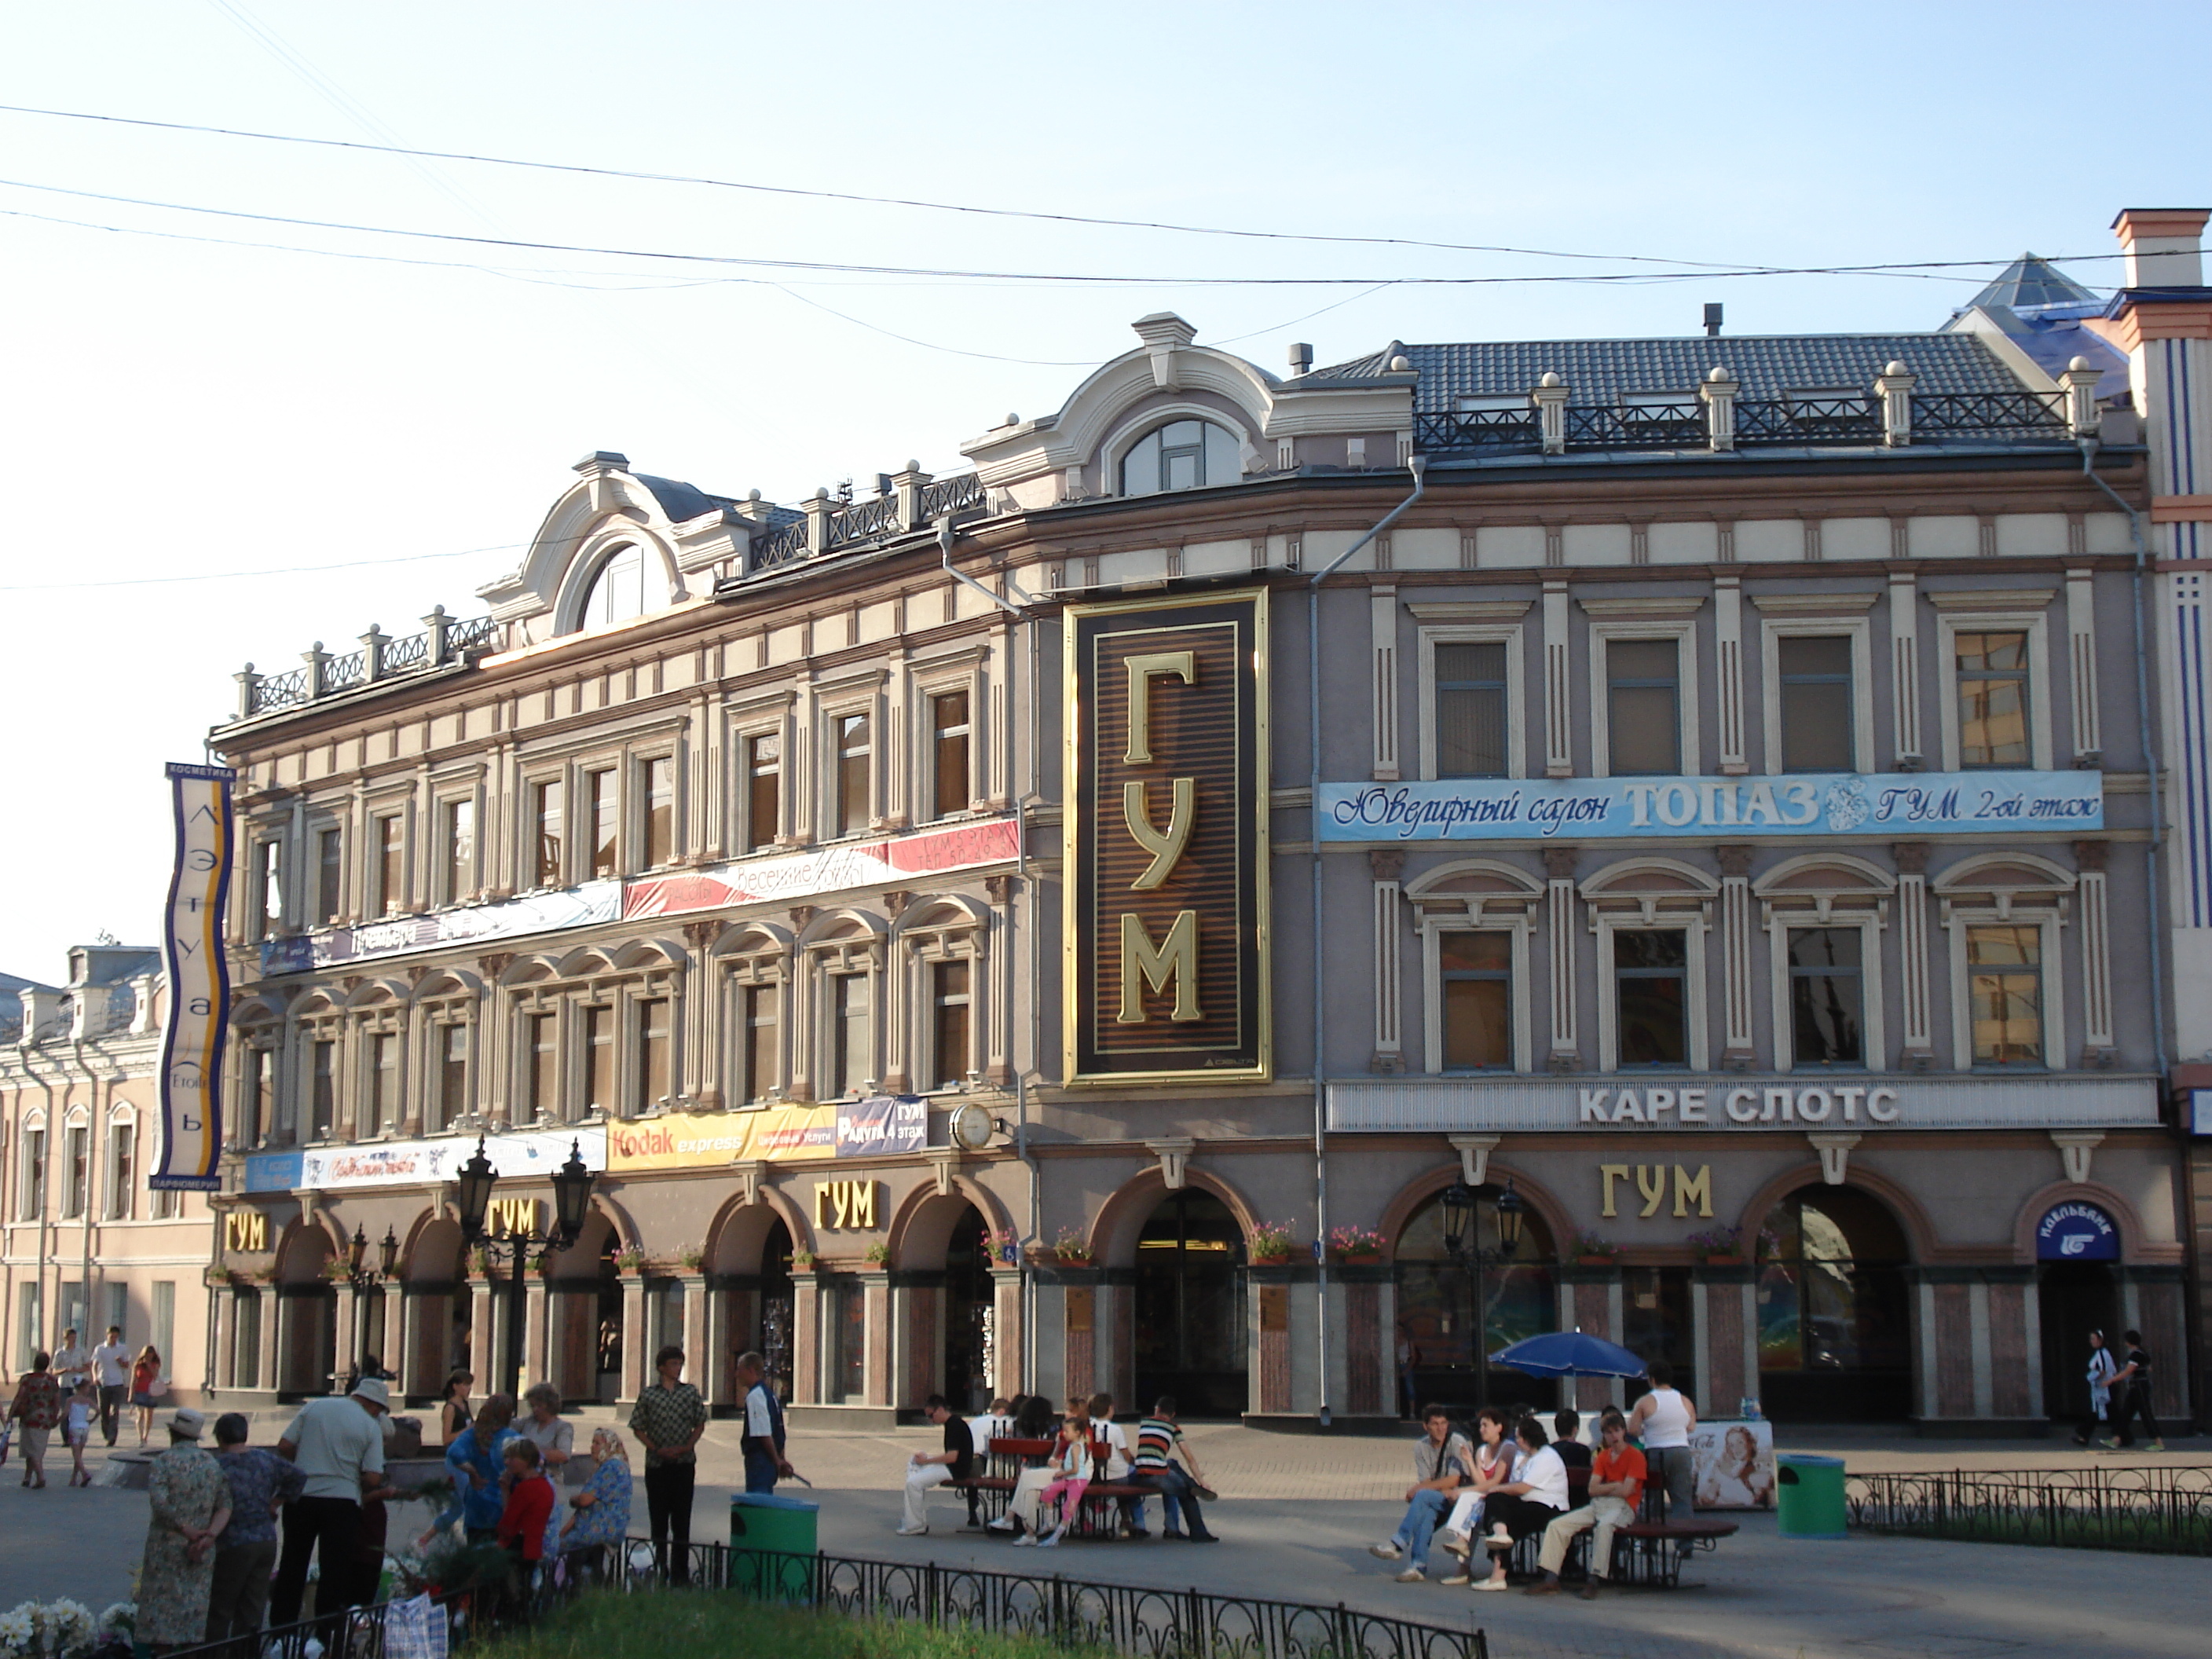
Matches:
[1249,1254,1295,1269]
[1576,1254,1617,1267]
[1703,1254,1746,1266]
[1332,1254,1384,1267]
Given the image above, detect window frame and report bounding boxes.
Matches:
[104,1111,137,1221]
[1946,909,2065,1071]
[17,1120,46,1221]
[437,792,479,906]
[632,993,675,1115]
[1591,911,1711,1071]
[371,810,408,917]
[524,772,567,890]
[635,750,680,870]
[1587,622,1701,780]
[1102,406,1254,500]
[583,766,621,878]
[357,1013,405,1139]
[313,823,346,925]
[249,835,285,940]
[1760,617,1875,775]
[61,1113,90,1219]
[1419,918,1532,1074]
[1768,914,1886,1071]
[1415,622,1527,782]
[425,1010,473,1135]
[518,1003,562,1126]
[1934,606,2054,773]
[717,932,789,1108]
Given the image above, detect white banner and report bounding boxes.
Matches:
[156,763,236,1191]
[300,1126,606,1190]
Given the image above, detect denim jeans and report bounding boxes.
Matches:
[1132,1466,1207,1536]
[1392,1489,1450,1564]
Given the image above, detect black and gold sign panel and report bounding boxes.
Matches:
[1065,589,1269,1082]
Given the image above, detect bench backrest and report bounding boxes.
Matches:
[987,1436,1054,1477]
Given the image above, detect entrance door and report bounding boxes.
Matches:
[1393,1186,1558,1415]
[941,1205,991,1412]
[595,1243,624,1403]
[1133,1191,1247,1418]
[758,1220,796,1404]
[1756,1185,1910,1421]
[2038,1262,2118,1425]
[1622,1268,1697,1408]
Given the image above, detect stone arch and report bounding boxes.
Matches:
[1097,399,1262,493]
[1041,339,1280,468]
[1752,851,1898,895]
[401,1209,466,1282]
[1375,1159,1576,1262]
[541,1197,636,1276]
[409,968,485,1004]
[797,907,888,948]
[1404,859,1546,899]
[1086,1164,1262,1272]
[2009,1179,2174,1265]
[554,529,682,636]
[501,954,564,988]
[551,945,619,980]
[703,1186,815,1274]
[889,894,993,939]
[1738,1163,1935,1263]
[1579,855,1722,899]
[886,1174,1016,1271]
[710,920,794,957]
[275,1213,340,1283]
[343,976,409,1009]
[1931,851,2077,895]
[610,936,689,972]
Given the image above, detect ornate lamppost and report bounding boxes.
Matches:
[1437,1176,1523,1409]
[456,1137,597,1400]
[340,1225,399,1382]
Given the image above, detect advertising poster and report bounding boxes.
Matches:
[301,1126,606,1191]
[834,1094,928,1157]
[1689,1419,1776,1510]
[155,762,236,1191]
[605,1104,837,1171]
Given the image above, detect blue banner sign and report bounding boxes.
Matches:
[834,1094,928,1157]
[1318,770,2102,842]
[2037,1202,2120,1261]
[240,1148,306,1193]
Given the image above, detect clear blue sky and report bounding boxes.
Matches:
[1,0,2205,973]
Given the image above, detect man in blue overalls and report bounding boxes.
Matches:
[735,1351,794,1494]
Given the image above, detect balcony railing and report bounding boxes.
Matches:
[918,471,988,519]
[1911,390,2068,438]
[825,491,899,546]
[238,606,500,720]
[1733,395,1883,443]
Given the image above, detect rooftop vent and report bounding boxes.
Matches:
[1703,302,1723,339]
[1288,342,1313,375]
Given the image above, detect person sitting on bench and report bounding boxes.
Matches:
[1529,1408,1645,1599]
[990,1396,1064,1539]
[1127,1396,1218,1542]
[1368,1404,1471,1583]
[1467,1415,1571,1592]
[1024,1408,1092,1549]
[895,1395,973,1537]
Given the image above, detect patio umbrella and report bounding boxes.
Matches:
[1488,1330,1647,1379]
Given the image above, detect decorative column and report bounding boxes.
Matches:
[1893,843,1935,1067]
[991,1266,1024,1398]
[862,1269,893,1409]
[1716,845,1757,1068]
[522,1276,551,1394]
[703,1278,734,1410]
[332,1284,359,1383]
[880,894,912,1093]
[1542,579,1573,776]
[399,1289,427,1401]
[256,1289,280,1391]
[1370,849,1405,1071]
[620,1277,647,1403]
[213,1287,236,1395]
[792,1273,822,1405]
[1714,577,1747,773]
[380,1284,405,1391]
[1544,847,1579,1069]
[469,1281,495,1396]
[1876,361,1917,447]
[984,874,1013,1085]
[2065,569,2102,761]
[2075,840,2115,1061]
[1370,585,1400,779]
[1888,573,1921,767]
[1533,373,1569,456]
[786,911,815,1101]
[682,921,722,1108]
[677,1273,709,1402]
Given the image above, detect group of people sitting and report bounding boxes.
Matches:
[899,1390,1217,1544]
[1371,1362,1699,1599]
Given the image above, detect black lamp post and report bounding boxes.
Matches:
[457,1136,597,1401]
[1437,1176,1524,1409]
[339,1225,401,1381]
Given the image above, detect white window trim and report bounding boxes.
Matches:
[1764,909,1888,1072]
[353,1009,406,1139]
[366,804,412,917]
[511,992,569,1127]
[905,921,987,1093]
[307,819,348,925]
[721,947,790,1107]
[627,980,682,1117]
[912,661,987,823]
[1936,609,2054,773]
[817,687,886,842]
[1415,624,1527,781]
[518,768,572,892]
[728,701,797,855]
[1417,915,1533,1075]
[419,1004,476,1135]
[811,938,883,1100]
[1590,910,1712,1071]
[1760,617,1876,775]
[630,743,685,870]
[432,789,483,907]
[104,1105,139,1221]
[1097,402,1258,500]
[1588,621,1701,780]
[1943,905,2067,1071]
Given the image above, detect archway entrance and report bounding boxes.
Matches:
[1394,1185,1557,1414]
[943,1205,991,1412]
[277,1227,338,1397]
[1756,1185,1910,1421]
[2039,1263,2119,1424]
[406,1218,465,1402]
[1133,1190,1247,1419]
[1621,1267,1696,1408]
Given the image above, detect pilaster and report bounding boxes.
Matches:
[1893,842,1934,1064]
[1714,577,1746,772]
[1716,844,1756,1065]
[1370,848,1404,1069]
[1542,580,1573,776]
[1544,846,1578,1066]
[1888,573,1921,766]
[1369,586,1400,779]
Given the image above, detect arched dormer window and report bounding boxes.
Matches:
[1119,419,1241,496]
[573,544,668,632]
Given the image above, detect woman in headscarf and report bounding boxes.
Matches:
[137,1409,233,1653]
[558,1426,633,1556]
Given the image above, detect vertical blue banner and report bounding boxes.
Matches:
[154,762,236,1191]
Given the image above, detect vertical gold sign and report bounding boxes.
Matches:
[1065,590,1269,1082]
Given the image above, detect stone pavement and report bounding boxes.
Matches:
[5,1421,2205,1659]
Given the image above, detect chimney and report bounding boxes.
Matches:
[1287,342,1313,376]
[2111,209,2209,289]
[1703,302,1723,339]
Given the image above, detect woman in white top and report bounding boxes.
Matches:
[1468,1418,1572,1592]
[1436,1408,1518,1573]
[1628,1360,1696,1523]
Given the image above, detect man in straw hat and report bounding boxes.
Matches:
[269,1377,390,1625]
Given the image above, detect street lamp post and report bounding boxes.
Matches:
[456,1136,598,1401]
[1437,1177,1524,1410]
[339,1225,399,1382]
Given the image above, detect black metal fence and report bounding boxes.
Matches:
[1849,1464,2212,1555]
[163,1541,1486,1659]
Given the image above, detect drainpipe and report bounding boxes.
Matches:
[2078,439,2169,1076]
[1306,459,1426,1426]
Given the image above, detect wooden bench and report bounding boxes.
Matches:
[1483,1470,1738,1589]
[950,1437,1160,1540]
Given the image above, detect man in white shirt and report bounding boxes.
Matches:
[90,1326,130,1448]
[51,1329,92,1393]
[964,1397,1014,1529]
[1086,1393,1144,1537]
[735,1350,794,1495]
[269,1378,390,1624]
[1469,1418,1572,1591]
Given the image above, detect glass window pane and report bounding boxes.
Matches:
[839,714,871,836]
[643,757,675,866]
[1968,924,2042,1063]
[1614,928,1689,1067]
[1608,637,1681,775]
[747,735,780,852]
[1778,635,1855,772]
[587,1007,615,1113]
[932,692,969,820]
[533,782,562,886]
[744,983,779,1104]
[1788,927,1863,1066]
[1957,631,2031,767]
[1204,421,1242,486]
[1120,430,1160,496]
[1442,977,1511,1069]
[588,771,617,876]
[1614,929,1687,969]
[317,829,344,924]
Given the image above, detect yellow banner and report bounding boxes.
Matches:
[605,1104,837,1171]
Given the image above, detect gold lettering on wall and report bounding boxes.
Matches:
[224,1210,267,1253]
[813,1179,879,1230]
[486,1197,541,1238]
[1118,910,1202,1022]
[1122,778,1196,890]
[1122,652,1196,764]
[1598,1163,1713,1220]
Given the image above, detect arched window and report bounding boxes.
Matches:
[1756,1185,1910,1421]
[574,544,667,631]
[1393,1185,1558,1410]
[1119,419,1242,496]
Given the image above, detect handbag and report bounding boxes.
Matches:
[148,1376,170,1401]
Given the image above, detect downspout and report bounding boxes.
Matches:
[2078,439,2169,1076]
[1306,458,1426,1426]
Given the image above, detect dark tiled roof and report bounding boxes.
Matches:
[1317,332,2027,412]
[1961,254,2100,313]
[634,474,738,524]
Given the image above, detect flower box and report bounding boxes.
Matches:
[1333,1253,1384,1267]
[1576,1254,1617,1267]
[1702,1253,1746,1266]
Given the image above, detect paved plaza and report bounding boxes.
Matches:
[3,1418,2203,1659]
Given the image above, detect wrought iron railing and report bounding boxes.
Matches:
[1564,403,1707,449]
[1849,1465,2212,1555]
[751,518,810,569]
[244,613,502,716]
[826,492,899,546]
[1910,390,2068,438]
[918,471,987,518]
[1733,395,1882,442]
[380,629,431,673]
[321,649,368,694]
[448,615,500,654]
[251,665,313,714]
[1412,409,1540,453]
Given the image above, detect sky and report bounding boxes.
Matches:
[1,0,2207,976]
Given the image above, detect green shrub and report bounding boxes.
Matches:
[475,1591,1117,1659]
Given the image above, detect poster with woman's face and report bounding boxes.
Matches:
[1689,1419,1775,1510]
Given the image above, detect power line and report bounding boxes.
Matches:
[0,173,2104,287]
[0,542,521,593]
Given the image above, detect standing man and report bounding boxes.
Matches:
[734,1351,793,1496]
[269,1377,390,1625]
[1627,1361,1696,1523]
[92,1325,131,1448]
[2105,1330,2166,1452]
[629,1345,707,1584]
[53,1328,92,1393]
[1368,1404,1470,1583]
[897,1394,974,1536]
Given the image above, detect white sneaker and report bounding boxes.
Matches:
[1012,1533,1037,1547]
[987,1518,1016,1533]
[1368,1541,1403,1560]
[1393,1566,1425,1583]
[1037,1529,1063,1549]
[1441,1531,1471,1558]
[895,1524,928,1536]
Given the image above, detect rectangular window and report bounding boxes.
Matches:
[20,1128,44,1220]
[742,983,779,1104]
[151,1282,174,1367]
[1435,643,1509,778]
[831,1280,866,1402]
[526,1013,558,1122]
[1788,927,1864,1067]
[1778,636,1855,772]
[316,827,344,925]
[587,770,618,877]
[585,1006,616,1115]
[1968,924,2042,1065]
[930,692,971,820]
[837,713,872,837]
[641,756,676,866]
[311,1040,336,1141]
[1614,929,1690,1068]
[151,1185,182,1221]
[249,1046,274,1148]
[442,799,475,903]
[375,815,405,914]
[831,973,870,1097]
[63,1126,89,1218]
[252,840,284,938]
[1608,640,1681,776]
[931,960,971,1090]
[101,1283,126,1342]
[106,1123,135,1220]
[635,997,672,1113]
[60,1281,85,1342]
[1439,932,1513,1070]
[531,779,564,887]
[745,734,782,853]
[1957,631,2031,768]
[368,1032,401,1134]
[436,1023,469,1132]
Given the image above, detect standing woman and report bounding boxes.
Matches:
[4,1350,62,1489]
[130,1346,164,1450]
[137,1410,232,1654]
[2075,1330,2119,1448]
[439,1370,476,1448]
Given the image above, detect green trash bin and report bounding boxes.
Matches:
[1775,1453,1848,1540]
[732,1491,819,1601]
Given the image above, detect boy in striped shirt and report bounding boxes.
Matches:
[1130,1397,1218,1542]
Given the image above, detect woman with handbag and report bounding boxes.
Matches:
[130,1346,164,1449]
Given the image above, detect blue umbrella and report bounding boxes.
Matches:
[1489,1330,1647,1379]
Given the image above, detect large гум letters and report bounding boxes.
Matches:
[1119,910,1202,1022]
